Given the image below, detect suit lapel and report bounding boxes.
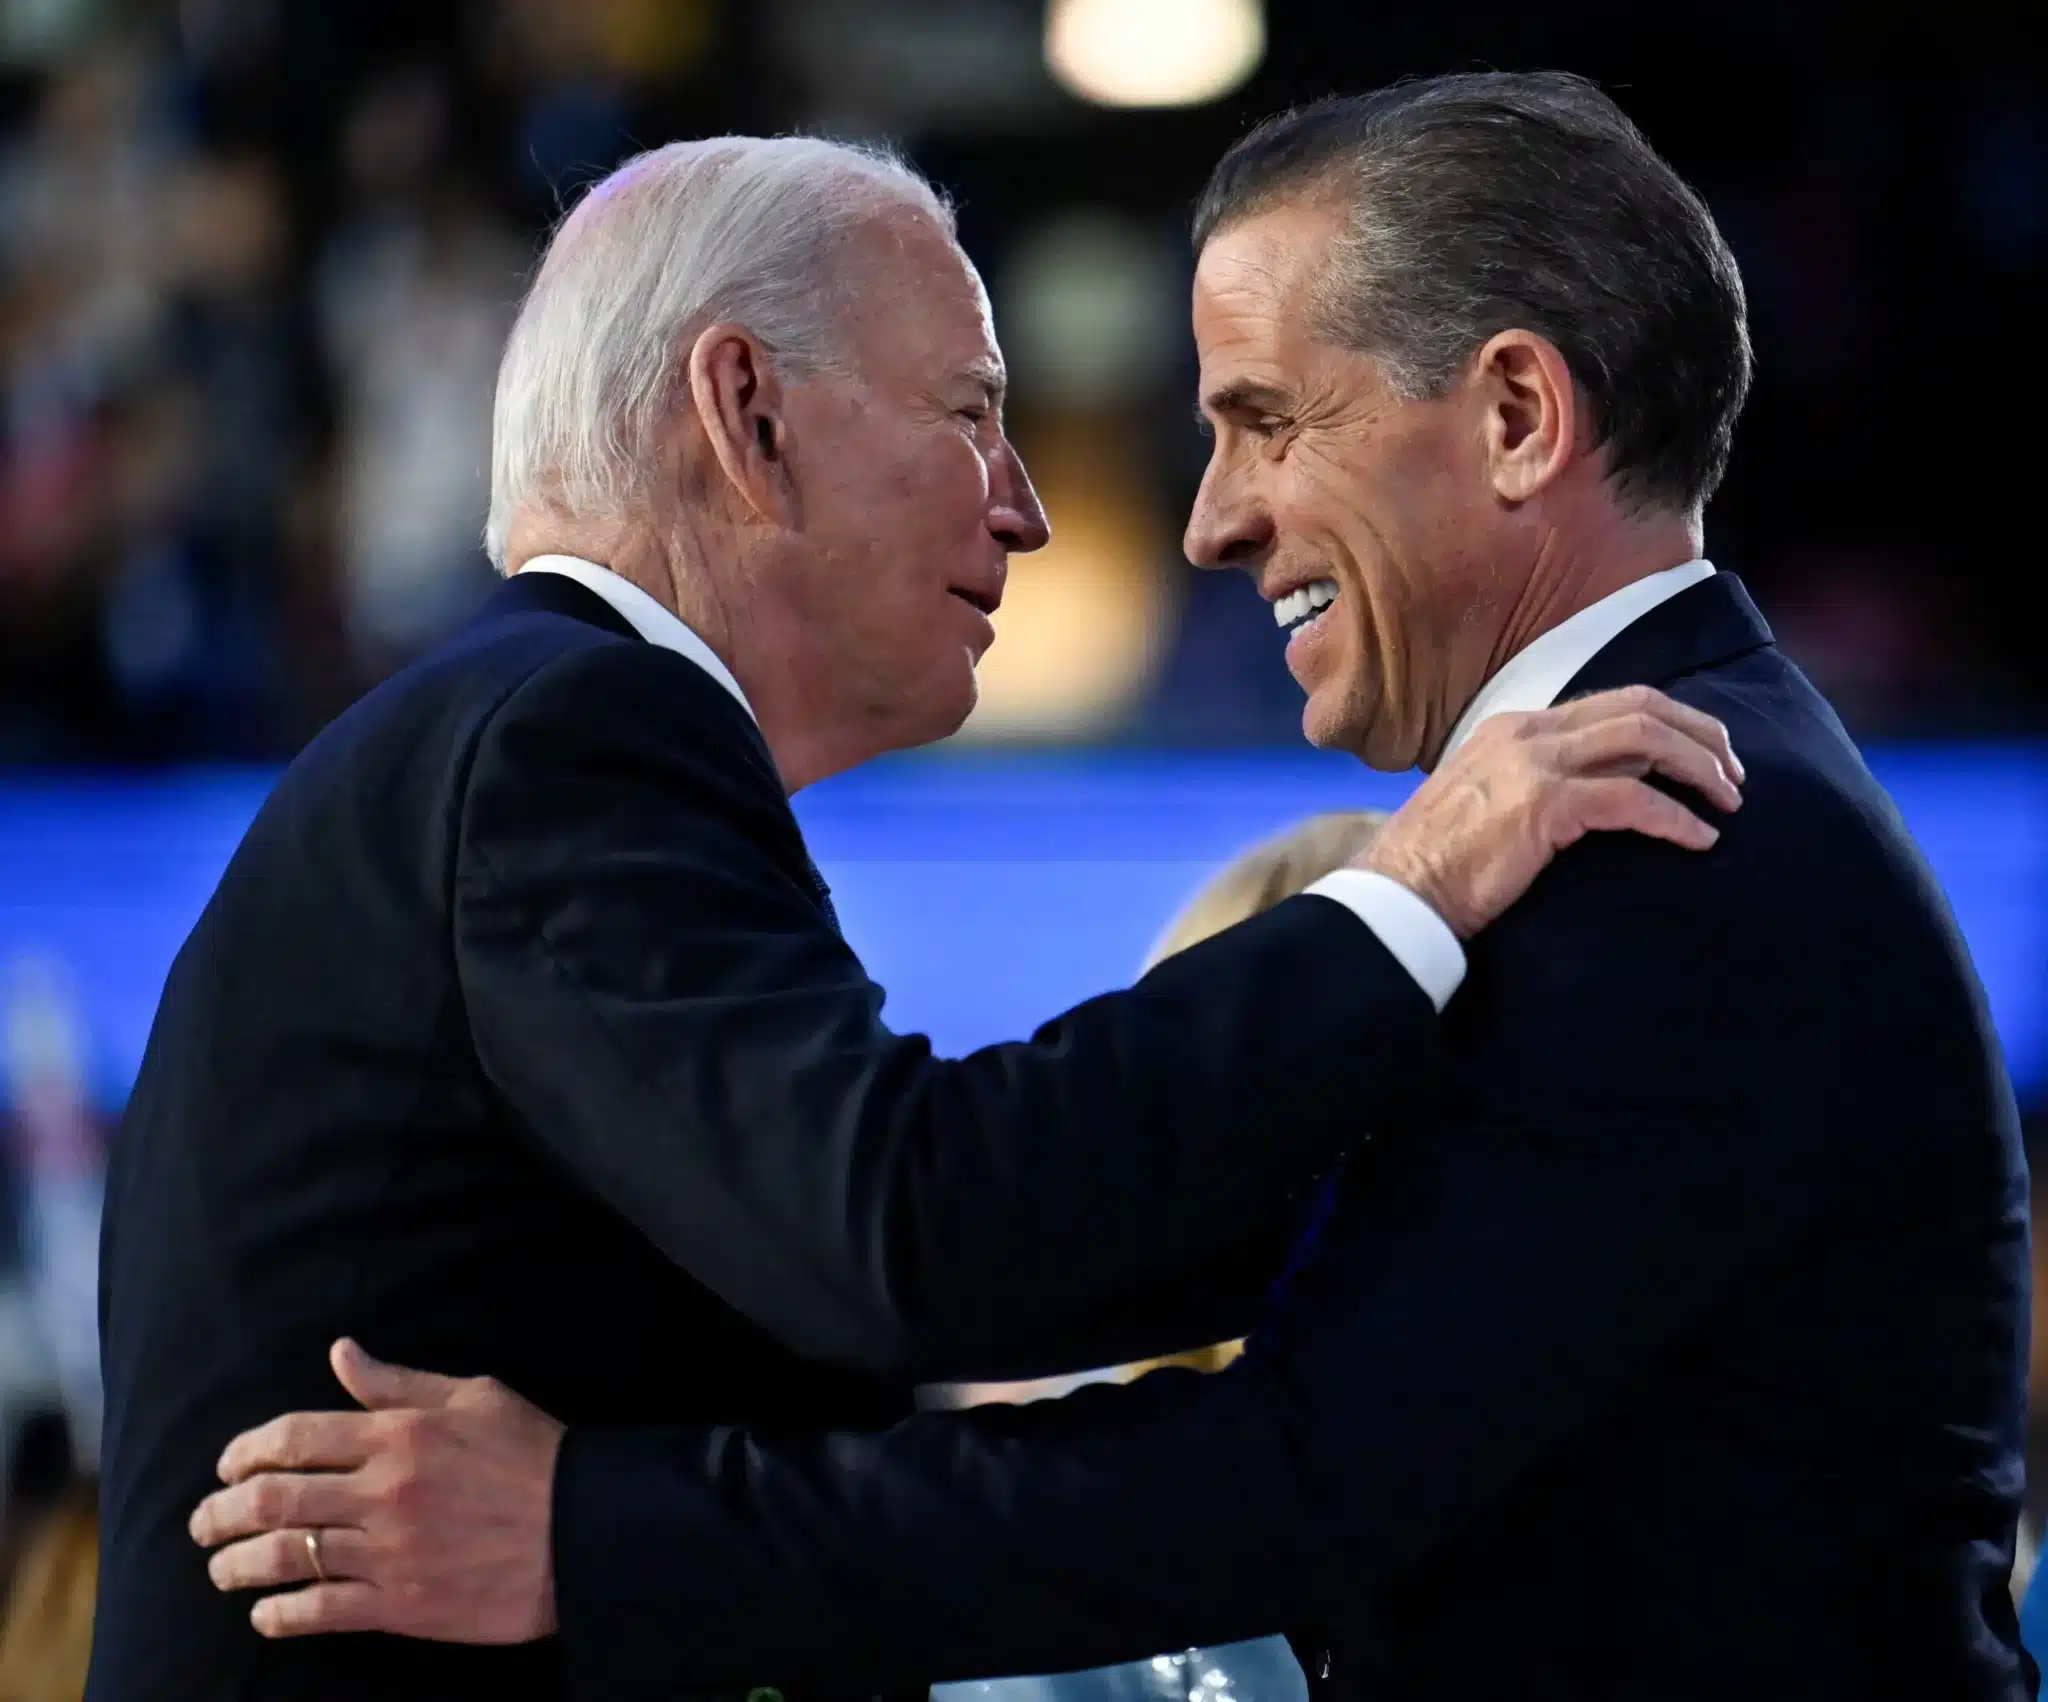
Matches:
[1555,571,1775,702]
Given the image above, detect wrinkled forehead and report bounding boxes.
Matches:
[832,205,1002,389]
[1192,201,1346,361]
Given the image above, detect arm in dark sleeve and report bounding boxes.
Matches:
[454,643,1445,1381]
[550,830,1842,1696]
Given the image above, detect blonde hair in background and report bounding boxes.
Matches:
[932,808,1391,1406]
[0,1482,97,1702]
[1144,808,1390,970]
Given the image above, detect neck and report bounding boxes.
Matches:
[748,706,890,794]
[1477,505,1702,692]
[506,510,889,794]
[1415,499,1701,770]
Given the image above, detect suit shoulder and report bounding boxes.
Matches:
[471,632,773,784]
[291,601,630,764]
[1481,651,1895,979]
[481,624,748,717]
[456,631,791,878]
[258,608,718,867]
[1673,652,1933,898]
[1513,647,1998,1108]
[410,601,643,711]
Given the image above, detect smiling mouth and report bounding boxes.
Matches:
[1272,577,1339,636]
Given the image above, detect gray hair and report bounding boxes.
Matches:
[1192,73,1752,516]
[484,136,954,569]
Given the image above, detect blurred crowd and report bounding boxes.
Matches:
[2,2,2045,762]
[1,950,101,1701]
[0,6,620,761]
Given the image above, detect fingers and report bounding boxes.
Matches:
[1560,713,1742,814]
[191,1470,373,1549]
[331,1337,467,1413]
[206,1525,374,1593]
[218,1410,379,1484]
[1554,685,1744,783]
[250,1581,389,1639]
[1566,776,1720,852]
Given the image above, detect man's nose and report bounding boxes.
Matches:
[1183,458,1270,572]
[988,437,1051,554]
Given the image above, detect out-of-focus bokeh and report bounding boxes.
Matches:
[0,0,2042,1669]
[4,0,2044,761]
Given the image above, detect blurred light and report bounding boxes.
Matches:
[1045,0,1264,109]
[592,0,716,78]
[3,951,85,1094]
[1,0,99,64]
[957,420,1174,740]
[774,0,1056,138]
[999,211,1181,408]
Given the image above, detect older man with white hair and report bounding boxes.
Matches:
[91,132,1737,1702]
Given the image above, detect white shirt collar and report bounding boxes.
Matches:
[1437,559,1716,761]
[515,554,755,723]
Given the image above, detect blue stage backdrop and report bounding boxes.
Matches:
[1,746,2045,1110]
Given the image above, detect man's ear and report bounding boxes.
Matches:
[687,323,795,525]
[1475,329,1578,505]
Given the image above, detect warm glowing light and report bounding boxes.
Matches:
[999,211,1180,407]
[957,421,1174,741]
[1045,0,1265,110]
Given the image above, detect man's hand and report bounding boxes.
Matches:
[188,1338,564,1643]
[1359,685,1744,939]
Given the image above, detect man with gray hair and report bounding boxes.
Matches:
[90,123,1735,1702]
[191,73,2031,1701]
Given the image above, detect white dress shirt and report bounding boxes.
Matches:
[1437,558,1716,760]
[518,554,755,721]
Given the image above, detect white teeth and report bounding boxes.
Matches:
[1271,578,1340,630]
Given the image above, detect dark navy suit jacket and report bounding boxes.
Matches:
[553,574,2036,1701]
[90,570,1443,1702]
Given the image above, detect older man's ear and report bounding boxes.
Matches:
[686,322,797,526]
[1475,328,1580,506]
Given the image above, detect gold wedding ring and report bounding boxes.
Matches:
[305,1529,329,1583]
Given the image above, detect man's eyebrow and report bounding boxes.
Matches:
[960,356,1007,401]
[1197,380,1293,423]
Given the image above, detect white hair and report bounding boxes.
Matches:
[484,136,954,570]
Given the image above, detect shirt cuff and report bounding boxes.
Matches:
[1303,868,1467,1012]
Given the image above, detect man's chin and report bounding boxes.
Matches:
[1299,674,1353,744]
[904,662,979,752]
[1301,685,1407,772]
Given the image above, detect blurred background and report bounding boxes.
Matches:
[0,0,2043,1676]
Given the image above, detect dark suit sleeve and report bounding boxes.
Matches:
[452,643,1444,1384]
[548,829,1846,1698]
